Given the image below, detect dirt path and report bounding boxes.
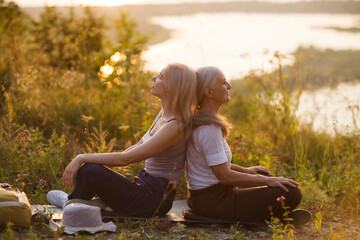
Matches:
[4,212,359,239]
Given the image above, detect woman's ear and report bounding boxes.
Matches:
[204,88,212,98]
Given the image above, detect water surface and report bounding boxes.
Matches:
[143,12,360,133]
[143,13,360,79]
[296,82,360,135]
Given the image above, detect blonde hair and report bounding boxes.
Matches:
[194,66,231,138]
[164,63,197,139]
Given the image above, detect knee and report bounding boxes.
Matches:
[286,186,302,210]
[77,163,103,178]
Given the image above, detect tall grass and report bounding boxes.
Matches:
[225,52,360,214]
[0,1,359,220]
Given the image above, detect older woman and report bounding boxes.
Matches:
[186,66,310,226]
[47,63,197,217]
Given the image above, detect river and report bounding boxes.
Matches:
[142,12,360,134]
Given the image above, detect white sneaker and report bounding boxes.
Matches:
[46,190,68,208]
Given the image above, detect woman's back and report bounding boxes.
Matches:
[141,110,186,182]
[186,124,231,190]
[144,132,187,182]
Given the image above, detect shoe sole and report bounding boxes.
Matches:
[288,209,312,227]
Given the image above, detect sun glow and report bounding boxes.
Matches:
[100,64,114,78]
[76,0,137,7]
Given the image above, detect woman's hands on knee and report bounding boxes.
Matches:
[266,177,298,192]
[247,167,298,192]
[62,154,85,187]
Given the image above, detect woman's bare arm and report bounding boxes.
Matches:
[62,121,183,187]
[211,163,297,192]
[230,164,272,176]
[123,138,144,153]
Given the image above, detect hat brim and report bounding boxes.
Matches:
[49,219,116,234]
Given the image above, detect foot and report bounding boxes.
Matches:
[46,190,68,208]
[63,197,113,212]
[287,209,312,227]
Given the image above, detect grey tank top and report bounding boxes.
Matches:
[143,110,187,183]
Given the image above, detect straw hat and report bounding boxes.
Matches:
[50,203,116,234]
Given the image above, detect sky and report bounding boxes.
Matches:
[13,0,307,7]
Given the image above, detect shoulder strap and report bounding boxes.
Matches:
[149,109,164,132]
[166,117,176,123]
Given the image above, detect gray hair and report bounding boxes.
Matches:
[193,66,231,138]
[196,66,221,107]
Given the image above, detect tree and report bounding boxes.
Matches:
[32,6,106,84]
[0,0,28,114]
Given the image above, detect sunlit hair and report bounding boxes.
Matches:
[163,63,197,139]
[193,66,231,138]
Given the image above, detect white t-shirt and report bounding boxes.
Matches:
[186,124,232,190]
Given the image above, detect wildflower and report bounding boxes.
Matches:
[119,125,130,131]
[39,179,46,189]
[277,196,286,202]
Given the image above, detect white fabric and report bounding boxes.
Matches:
[46,190,68,208]
[50,203,116,234]
[186,124,232,190]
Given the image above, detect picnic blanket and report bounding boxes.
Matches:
[32,200,261,225]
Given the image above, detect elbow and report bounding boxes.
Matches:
[216,174,232,185]
[116,152,144,166]
[120,159,131,166]
[115,153,131,166]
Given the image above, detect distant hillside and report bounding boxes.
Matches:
[22,1,360,45]
[22,1,360,17]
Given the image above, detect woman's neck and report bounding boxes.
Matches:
[199,101,221,114]
[160,97,174,118]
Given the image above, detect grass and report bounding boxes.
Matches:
[3,213,360,239]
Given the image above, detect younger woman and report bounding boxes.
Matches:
[47,63,197,217]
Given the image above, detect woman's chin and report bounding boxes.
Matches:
[151,91,159,98]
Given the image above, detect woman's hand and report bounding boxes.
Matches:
[246,166,272,176]
[266,177,298,192]
[62,154,85,188]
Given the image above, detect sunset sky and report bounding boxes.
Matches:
[13,0,301,7]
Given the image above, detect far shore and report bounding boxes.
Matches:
[21,1,360,45]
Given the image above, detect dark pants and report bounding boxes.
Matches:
[68,163,176,217]
[187,183,302,222]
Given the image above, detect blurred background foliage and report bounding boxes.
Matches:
[0,0,359,219]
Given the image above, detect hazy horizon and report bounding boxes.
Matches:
[13,0,351,8]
